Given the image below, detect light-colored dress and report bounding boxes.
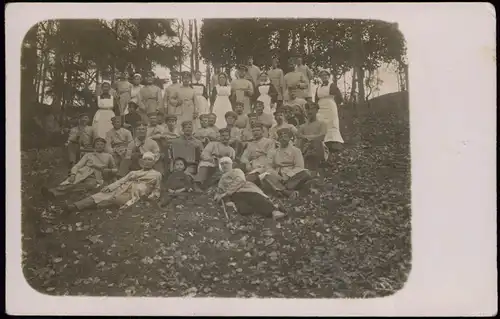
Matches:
[268,68,285,102]
[316,83,344,144]
[211,85,233,129]
[192,82,209,130]
[114,80,133,115]
[284,71,309,101]
[170,86,198,130]
[257,82,273,115]
[93,95,115,139]
[130,84,143,105]
[230,79,254,114]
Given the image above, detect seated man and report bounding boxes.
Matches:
[66,113,94,168]
[283,91,307,127]
[105,116,133,169]
[254,100,275,133]
[194,114,220,146]
[146,112,169,174]
[193,128,236,191]
[42,137,117,200]
[169,120,204,176]
[164,114,181,140]
[118,124,162,177]
[269,108,298,142]
[261,127,317,199]
[296,102,328,170]
[239,123,276,184]
[123,102,142,136]
[67,152,162,212]
[233,101,249,129]
[207,113,220,135]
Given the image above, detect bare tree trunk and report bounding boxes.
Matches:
[349,69,357,103]
[205,61,211,91]
[279,27,290,72]
[189,20,194,74]
[194,19,200,71]
[178,19,186,72]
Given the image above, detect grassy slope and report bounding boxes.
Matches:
[21,91,411,298]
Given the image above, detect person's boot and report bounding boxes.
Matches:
[272,210,286,220]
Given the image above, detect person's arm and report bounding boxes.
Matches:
[294,147,305,169]
[70,153,89,175]
[240,147,250,166]
[149,140,161,161]
[105,131,114,154]
[246,81,254,97]
[148,174,162,199]
[298,73,308,89]
[67,127,79,144]
[202,84,209,100]
[104,154,118,174]
[306,66,314,83]
[200,143,214,162]
[269,83,278,104]
[137,90,146,114]
[124,141,135,160]
[210,87,217,106]
[315,86,320,103]
[330,83,343,105]
[279,70,285,98]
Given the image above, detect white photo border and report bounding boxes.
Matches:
[5,2,497,316]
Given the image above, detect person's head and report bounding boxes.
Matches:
[282,105,295,122]
[296,56,304,66]
[248,113,258,126]
[156,112,165,125]
[165,115,177,129]
[173,157,187,172]
[181,72,191,86]
[135,124,147,139]
[194,70,202,82]
[234,102,244,114]
[254,101,265,114]
[305,101,319,120]
[199,114,209,128]
[237,64,247,77]
[148,113,158,126]
[259,72,268,83]
[225,111,237,126]
[181,120,194,136]
[272,57,279,68]
[140,152,156,169]
[274,109,285,124]
[93,137,107,152]
[132,73,142,85]
[219,156,233,173]
[289,91,297,100]
[168,96,179,107]
[288,56,296,70]
[218,73,228,86]
[111,116,122,129]
[145,71,155,85]
[208,113,217,127]
[247,57,254,66]
[277,128,292,147]
[128,101,139,113]
[101,82,111,94]
[171,72,179,84]
[319,70,330,83]
[116,72,125,80]
[78,113,90,126]
[251,123,264,140]
[219,128,231,145]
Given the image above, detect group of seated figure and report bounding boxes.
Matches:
[41,98,334,220]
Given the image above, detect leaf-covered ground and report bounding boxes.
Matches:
[21,92,411,298]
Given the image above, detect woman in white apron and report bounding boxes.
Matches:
[315,69,344,150]
[130,73,143,106]
[93,82,116,139]
[192,70,209,129]
[256,71,278,115]
[210,73,233,129]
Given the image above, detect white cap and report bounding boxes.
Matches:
[142,152,155,160]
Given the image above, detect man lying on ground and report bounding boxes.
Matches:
[42,137,117,200]
[215,156,286,220]
[260,127,318,199]
[193,128,236,192]
[66,152,162,212]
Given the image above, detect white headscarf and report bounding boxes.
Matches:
[218,156,233,171]
[142,152,155,160]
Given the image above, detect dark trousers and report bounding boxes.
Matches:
[228,192,275,217]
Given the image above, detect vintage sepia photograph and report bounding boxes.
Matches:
[19,17,412,299]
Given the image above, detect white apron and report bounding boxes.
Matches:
[316,84,343,144]
[212,85,233,129]
[257,83,273,115]
[93,96,115,139]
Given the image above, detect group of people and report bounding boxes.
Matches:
[41,55,345,220]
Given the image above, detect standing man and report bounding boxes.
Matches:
[163,71,182,113]
[231,64,254,115]
[294,54,314,102]
[283,56,309,103]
